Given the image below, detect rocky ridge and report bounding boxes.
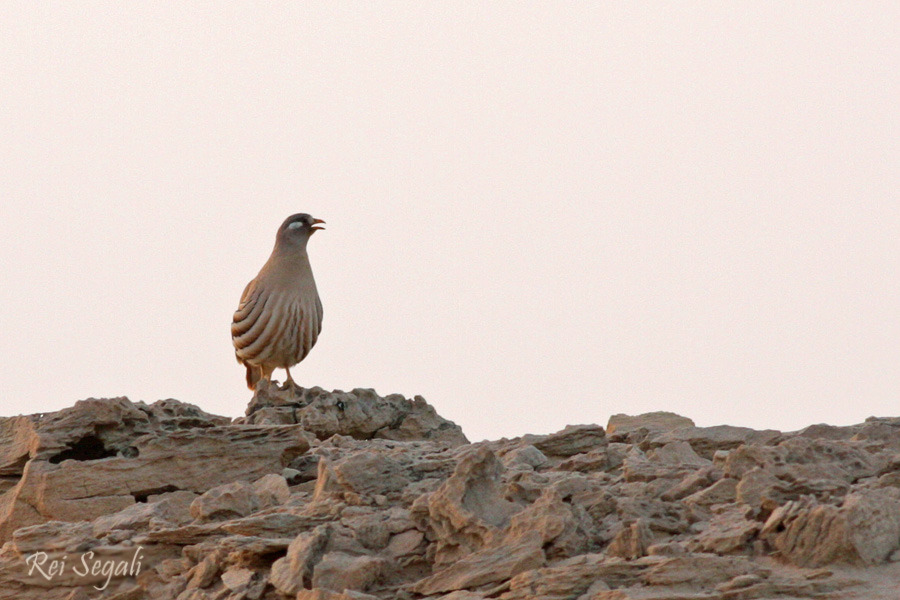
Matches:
[1,384,900,599]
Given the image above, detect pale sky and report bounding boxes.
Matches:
[1,3,898,442]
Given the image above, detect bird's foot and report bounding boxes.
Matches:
[281,381,303,396]
[283,368,302,394]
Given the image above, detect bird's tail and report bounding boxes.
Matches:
[245,365,261,390]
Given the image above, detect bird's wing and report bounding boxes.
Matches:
[232,279,268,363]
[315,294,323,333]
[235,279,257,312]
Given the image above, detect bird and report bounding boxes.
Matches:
[231,213,325,390]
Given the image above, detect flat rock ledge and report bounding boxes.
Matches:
[1,391,900,600]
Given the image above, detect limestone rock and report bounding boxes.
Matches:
[252,473,290,506]
[622,442,710,482]
[533,425,607,457]
[557,449,608,472]
[735,466,784,510]
[660,466,718,501]
[411,446,519,566]
[687,505,760,554]
[410,530,544,595]
[269,525,331,595]
[644,425,782,459]
[295,591,379,600]
[434,593,488,600]
[641,554,764,587]
[243,383,468,446]
[92,490,197,532]
[0,397,308,541]
[330,453,408,497]
[501,445,549,470]
[500,554,647,600]
[684,478,738,510]
[189,479,286,522]
[0,416,38,478]
[607,519,652,559]
[761,489,900,567]
[385,529,424,558]
[606,412,695,441]
[194,489,250,529]
[3,394,900,599]
[220,566,253,592]
[311,552,387,593]
[504,486,592,559]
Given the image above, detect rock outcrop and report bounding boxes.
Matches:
[1,383,899,599]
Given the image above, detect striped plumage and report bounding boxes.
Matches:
[232,213,325,390]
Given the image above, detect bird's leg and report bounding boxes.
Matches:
[260,366,275,390]
[285,367,295,388]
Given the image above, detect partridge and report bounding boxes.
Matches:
[231,213,324,389]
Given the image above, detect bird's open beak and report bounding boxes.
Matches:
[311,218,326,232]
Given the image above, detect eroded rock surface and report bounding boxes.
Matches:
[0,390,899,599]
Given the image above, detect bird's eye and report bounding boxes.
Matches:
[288,221,304,230]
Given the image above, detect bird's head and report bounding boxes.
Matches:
[276,213,325,250]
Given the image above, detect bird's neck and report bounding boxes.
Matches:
[271,247,311,268]
[263,244,314,285]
